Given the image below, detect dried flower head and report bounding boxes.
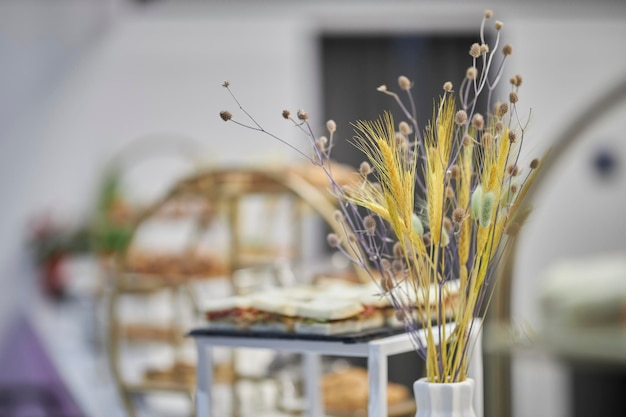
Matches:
[507,164,520,176]
[497,102,509,118]
[480,43,490,55]
[495,121,504,133]
[530,158,540,169]
[219,110,232,122]
[452,207,466,224]
[466,66,478,80]
[449,164,461,179]
[484,9,493,18]
[326,119,336,133]
[471,113,485,130]
[282,110,291,119]
[398,121,412,136]
[463,134,473,147]
[455,110,468,125]
[508,131,517,143]
[398,75,412,90]
[377,85,388,92]
[502,44,513,56]
[510,74,523,87]
[359,161,372,176]
[297,109,309,121]
[316,136,328,152]
[495,20,504,30]
[509,91,519,104]
[363,215,377,236]
[327,233,340,248]
[469,43,481,58]
[443,81,453,92]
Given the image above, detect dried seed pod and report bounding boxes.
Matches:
[364,215,377,236]
[398,75,412,90]
[327,233,340,248]
[297,109,309,121]
[469,43,481,58]
[452,207,466,224]
[455,110,468,125]
[359,161,372,176]
[219,111,232,121]
[530,158,540,169]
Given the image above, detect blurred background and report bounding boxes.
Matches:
[1,0,626,416]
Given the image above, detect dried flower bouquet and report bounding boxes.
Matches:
[220,10,543,383]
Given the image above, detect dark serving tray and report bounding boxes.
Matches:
[187,326,406,344]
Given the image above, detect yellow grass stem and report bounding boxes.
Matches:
[344,98,541,383]
[425,96,455,247]
[498,130,511,178]
[457,143,473,275]
[351,112,417,238]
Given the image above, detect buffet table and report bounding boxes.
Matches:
[189,321,483,417]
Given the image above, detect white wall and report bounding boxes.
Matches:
[1,1,626,416]
[506,13,626,417]
[0,0,120,336]
[0,0,318,333]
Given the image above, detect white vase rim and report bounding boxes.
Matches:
[415,376,475,385]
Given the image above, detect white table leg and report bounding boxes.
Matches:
[195,341,213,417]
[303,352,323,417]
[367,344,388,417]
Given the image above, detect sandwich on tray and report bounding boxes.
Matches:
[293,296,366,335]
[356,286,395,331]
[247,287,316,332]
[204,295,253,330]
[201,280,459,335]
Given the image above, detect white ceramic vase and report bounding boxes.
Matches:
[413,377,477,417]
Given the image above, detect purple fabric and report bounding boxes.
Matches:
[0,315,84,416]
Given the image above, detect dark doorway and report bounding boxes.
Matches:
[321,33,480,168]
